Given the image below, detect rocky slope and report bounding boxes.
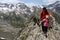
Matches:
[0,11,60,40]
[16,14,60,40]
[0,3,40,15]
[0,1,60,40]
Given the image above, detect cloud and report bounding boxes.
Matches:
[25,3,38,7]
[25,2,42,8]
[0,0,23,4]
[0,0,60,5]
[43,0,60,5]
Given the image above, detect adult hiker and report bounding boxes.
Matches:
[40,7,51,38]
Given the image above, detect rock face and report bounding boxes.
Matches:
[16,15,60,40]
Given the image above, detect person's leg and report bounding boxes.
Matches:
[44,27,48,38]
[42,26,48,38]
[45,27,48,33]
[42,21,44,32]
[34,22,36,25]
[34,19,37,25]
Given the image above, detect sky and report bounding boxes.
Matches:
[0,0,60,6]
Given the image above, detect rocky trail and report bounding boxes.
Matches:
[17,15,60,40]
[0,13,60,40]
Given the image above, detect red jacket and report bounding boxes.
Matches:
[40,11,50,20]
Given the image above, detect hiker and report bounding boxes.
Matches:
[36,17,40,27]
[32,16,40,26]
[40,7,51,38]
[33,16,37,25]
[30,16,40,27]
[30,16,37,25]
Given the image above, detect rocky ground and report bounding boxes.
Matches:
[17,15,60,40]
[0,13,60,40]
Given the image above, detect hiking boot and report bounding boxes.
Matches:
[44,34,48,38]
[45,34,47,38]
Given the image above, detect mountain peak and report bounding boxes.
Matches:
[47,1,60,13]
[53,1,60,5]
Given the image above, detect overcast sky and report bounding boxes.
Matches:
[0,0,60,5]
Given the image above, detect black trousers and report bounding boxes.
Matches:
[42,26,48,34]
[42,22,48,34]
